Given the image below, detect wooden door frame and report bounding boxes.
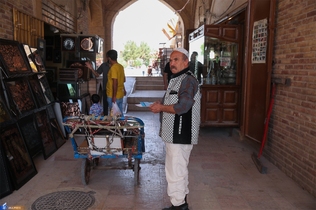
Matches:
[240,0,277,142]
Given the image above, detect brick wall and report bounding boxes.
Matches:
[269,0,316,197]
[0,1,35,40]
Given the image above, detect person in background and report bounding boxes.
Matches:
[85,60,110,115]
[147,65,153,76]
[149,48,201,210]
[189,51,203,84]
[106,49,126,116]
[163,61,172,90]
[89,94,103,116]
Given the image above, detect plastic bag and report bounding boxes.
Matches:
[111,102,122,117]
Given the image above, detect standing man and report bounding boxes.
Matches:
[150,48,201,210]
[189,51,203,84]
[106,49,126,116]
[85,60,110,115]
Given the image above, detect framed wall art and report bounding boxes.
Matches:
[50,118,66,148]
[46,104,66,143]
[5,78,36,115]
[79,36,95,53]
[30,47,46,73]
[0,97,11,124]
[252,18,268,64]
[28,76,47,107]
[35,109,57,159]
[0,81,18,118]
[0,39,32,77]
[0,142,13,198]
[61,36,76,52]
[0,58,8,78]
[22,44,38,73]
[0,123,37,190]
[18,114,43,157]
[37,74,55,104]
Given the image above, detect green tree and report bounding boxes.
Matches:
[121,40,155,67]
[137,42,151,66]
[121,40,138,66]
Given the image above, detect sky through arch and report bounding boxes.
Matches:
[113,0,177,55]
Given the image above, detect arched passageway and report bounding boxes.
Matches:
[113,0,178,52]
[86,0,196,51]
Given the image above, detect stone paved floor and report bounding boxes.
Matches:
[1,111,315,210]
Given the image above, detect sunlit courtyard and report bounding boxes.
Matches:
[124,65,162,77]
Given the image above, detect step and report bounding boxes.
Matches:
[134,76,164,91]
[136,81,164,87]
[135,76,163,81]
[135,85,164,90]
[127,90,164,103]
[127,90,165,111]
[135,77,163,84]
[127,104,151,111]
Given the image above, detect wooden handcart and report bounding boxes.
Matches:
[63,115,145,185]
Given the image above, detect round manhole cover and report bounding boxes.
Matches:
[31,190,95,210]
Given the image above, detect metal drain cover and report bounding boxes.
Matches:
[31,190,95,210]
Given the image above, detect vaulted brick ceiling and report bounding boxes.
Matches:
[97,0,196,29]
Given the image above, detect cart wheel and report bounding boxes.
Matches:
[81,158,91,185]
[93,158,99,167]
[133,158,140,185]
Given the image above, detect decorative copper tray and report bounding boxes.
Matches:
[79,36,95,52]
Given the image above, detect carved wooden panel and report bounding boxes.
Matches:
[201,86,239,126]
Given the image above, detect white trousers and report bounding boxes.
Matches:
[165,142,193,206]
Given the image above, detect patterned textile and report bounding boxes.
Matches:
[160,69,200,145]
[89,103,103,116]
[61,102,80,116]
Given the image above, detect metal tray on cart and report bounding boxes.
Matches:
[63,115,145,185]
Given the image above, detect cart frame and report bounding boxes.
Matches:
[63,115,145,185]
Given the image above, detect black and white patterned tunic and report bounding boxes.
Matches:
[160,68,201,145]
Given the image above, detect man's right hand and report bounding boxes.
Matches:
[85,61,92,70]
